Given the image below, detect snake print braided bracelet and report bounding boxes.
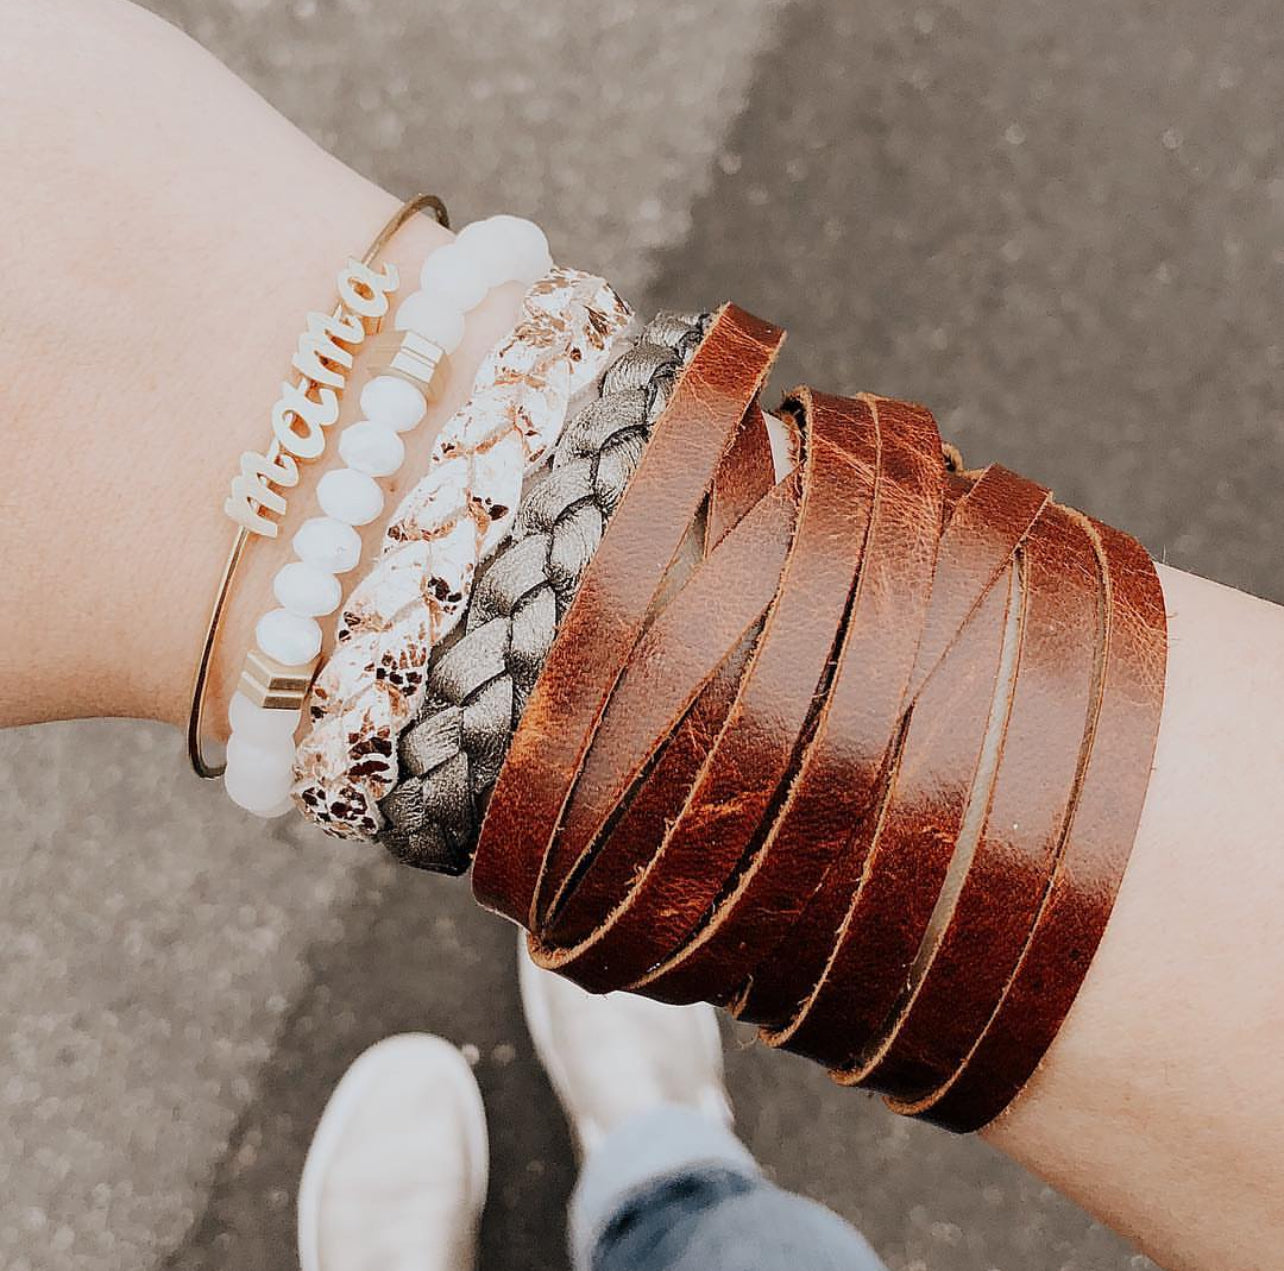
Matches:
[378,311,712,874]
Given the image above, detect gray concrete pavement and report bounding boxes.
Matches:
[8,0,1284,1267]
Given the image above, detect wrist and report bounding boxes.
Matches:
[188,194,530,747]
[0,1,527,735]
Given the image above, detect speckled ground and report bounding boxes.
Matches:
[5,0,1283,1268]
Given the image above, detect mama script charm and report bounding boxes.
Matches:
[224,258,399,536]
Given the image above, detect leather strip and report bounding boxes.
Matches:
[539,392,873,985]
[762,564,1017,1064]
[705,399,779,551]
[838,504,1102,1094]
[624,394,880,1007]
[535,468,798,942]
[736,410,983,1030]
[747,470,1056,1050]
[535,399,780,942]
[531,419,799,936]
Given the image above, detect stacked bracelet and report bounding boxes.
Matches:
[217,208,562,815]
[378,311,711,873]
[464,305,1167,1133]
[290,268,634,837]
[188,202,1169,1137]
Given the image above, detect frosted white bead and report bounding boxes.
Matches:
[419,243,488,311]
[456,215,552,287]
[228,691,301,743]
[317,468,385,526]
[292,516,362,574]
[225,776,292,818]
[256,607,322,665]
[360,375,428,433]
[224,737,295,816]
[394,291,466,354]
[339,420,405,477]
[226,731,295,772]
[274,560,343,618]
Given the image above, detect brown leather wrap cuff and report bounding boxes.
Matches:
[471,303,1167,1133]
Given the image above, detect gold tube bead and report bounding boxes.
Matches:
[239,648,320,711]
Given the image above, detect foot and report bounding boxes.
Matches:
[517,933,733,1155]
[297,1034,489,1271]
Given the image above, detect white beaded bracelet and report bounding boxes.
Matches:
[224,215,556,817]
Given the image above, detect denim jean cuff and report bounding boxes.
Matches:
[568,1105,758,1271]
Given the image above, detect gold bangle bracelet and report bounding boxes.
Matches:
[186,192,451,780]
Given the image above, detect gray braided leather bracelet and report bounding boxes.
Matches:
[378,310,713,874]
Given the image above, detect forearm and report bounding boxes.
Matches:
[0,0,528,733]
[989,564,1284,1271]
[3,4,1282,1270]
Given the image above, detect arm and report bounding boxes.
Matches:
[988,564,1284,1271]
[2,5,1281,1269]
[0,0,516,732]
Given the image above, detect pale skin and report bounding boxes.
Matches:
[2,3,1281,1270]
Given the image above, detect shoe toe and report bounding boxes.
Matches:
[298,1034,488,1271]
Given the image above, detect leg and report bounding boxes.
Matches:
[517,939,887,1271]
[574,1106,887,1271]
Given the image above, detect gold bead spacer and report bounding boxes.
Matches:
[364,330,448,400]
[239,648,319,711]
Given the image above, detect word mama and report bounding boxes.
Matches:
[225,259,399,535]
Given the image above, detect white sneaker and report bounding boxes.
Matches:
[297,1034,489,1271]
[517,933,733,1156]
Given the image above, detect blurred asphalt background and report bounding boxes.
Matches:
[5,0,1284,1268]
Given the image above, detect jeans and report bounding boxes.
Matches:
[570,1106,888,1271]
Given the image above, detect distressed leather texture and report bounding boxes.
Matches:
[470,303,1168,1132]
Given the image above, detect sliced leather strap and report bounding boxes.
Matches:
[539,391,873,984]
[628,391,881,1005]
[546,408,781,931]
[535,469,800,946]
[749,474,1064,1062]
[732,459,1039,1027]
[472,302,1166,1132]
[761,565,1018,1063]
[841,504,1102,1097]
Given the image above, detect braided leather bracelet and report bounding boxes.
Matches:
[378,311,712,874]
[469,304,1167,1132]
